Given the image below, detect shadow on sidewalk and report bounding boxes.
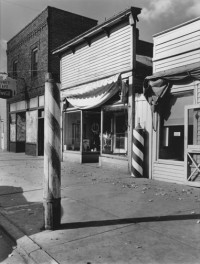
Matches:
[60,213,200,230]
[0,186,44,262]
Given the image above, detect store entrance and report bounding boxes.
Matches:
[82,111,101,163]
[38,117,44,156]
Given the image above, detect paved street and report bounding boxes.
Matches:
[0,151,200,263]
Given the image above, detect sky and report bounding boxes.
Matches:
[1,0,200,73]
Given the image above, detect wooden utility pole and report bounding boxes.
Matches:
[43,73,61,230]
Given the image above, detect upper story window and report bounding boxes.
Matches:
[32,48,38,78]
[13,60,18,79]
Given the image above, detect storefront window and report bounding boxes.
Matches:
[16,112,26,142]
[10,114,16,142]
[102,108,128,156]
[64,111,81,151]
[159,92,193,161]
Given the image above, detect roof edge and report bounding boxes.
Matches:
[153,16,200,38]
[53,6,142,55]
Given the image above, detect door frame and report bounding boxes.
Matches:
[184,104,200,187]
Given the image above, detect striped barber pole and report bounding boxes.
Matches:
[44,72,61,230]
[131,121,144,178]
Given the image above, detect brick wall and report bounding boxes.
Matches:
[7,8,49,103]
[7,6,98,102]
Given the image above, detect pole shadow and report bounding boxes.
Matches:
[60,213,200,230]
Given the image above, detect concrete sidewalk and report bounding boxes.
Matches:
[0,152,200,264]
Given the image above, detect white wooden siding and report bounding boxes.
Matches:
[151,19,200,184]
[135,94,151,128]
[196,82,200,103]
[153,19,200,73]
[153,162,185,184]
[61,23,132,89]
[154,50,200,72]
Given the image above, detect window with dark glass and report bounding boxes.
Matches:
[159,92,193,161]
[64,112,81,151]
[32,48,38,78]
[13,60,18,79]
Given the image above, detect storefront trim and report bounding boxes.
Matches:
[101,153,128,160]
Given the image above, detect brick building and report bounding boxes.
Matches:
[7,6,97,155]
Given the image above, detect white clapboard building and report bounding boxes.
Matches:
[53,7,152,175]
[144,17,200,186]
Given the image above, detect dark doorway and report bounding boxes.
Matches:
[38,118,44,156]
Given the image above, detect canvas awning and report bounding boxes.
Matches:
[143,62,200,111]
[143,62,200,130]
[62,73,122,109]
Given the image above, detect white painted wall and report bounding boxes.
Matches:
[61,22,132,89]
[0,98,7,151]
[153,19,200,73]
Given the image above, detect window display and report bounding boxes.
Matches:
[16,112,26,142]
[10,113,16,142]
[64,111,81,151]
[64,108,127,157]
[102,108,128,155]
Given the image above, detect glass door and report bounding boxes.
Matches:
[185,104,200,186]
[113,113,127,154]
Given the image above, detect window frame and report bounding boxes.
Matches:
[13,60,18,79]
[31,47,38,78]
[157,88,194,163]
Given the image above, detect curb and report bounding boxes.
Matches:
[0,210,59,264]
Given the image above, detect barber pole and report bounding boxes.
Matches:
[131,119,144,177]
[44,73,61,230]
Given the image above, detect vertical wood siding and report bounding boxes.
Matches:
[153,19,200,72]
[61,23,132,88]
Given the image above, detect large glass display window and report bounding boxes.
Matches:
[10,113,16,142]
[102,108,128,156]
[64,111,81,151]
[16,112,26,142]
[159,91,193,161]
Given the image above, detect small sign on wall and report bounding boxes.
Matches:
[174,132,181,137]
[0,89,12,98]
[0,74,16,98]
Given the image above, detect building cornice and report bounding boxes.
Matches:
[53,6,141,55]
[7,21,47,55]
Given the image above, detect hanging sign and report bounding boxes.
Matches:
[0,73,16,99]
[0,89,12,98]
